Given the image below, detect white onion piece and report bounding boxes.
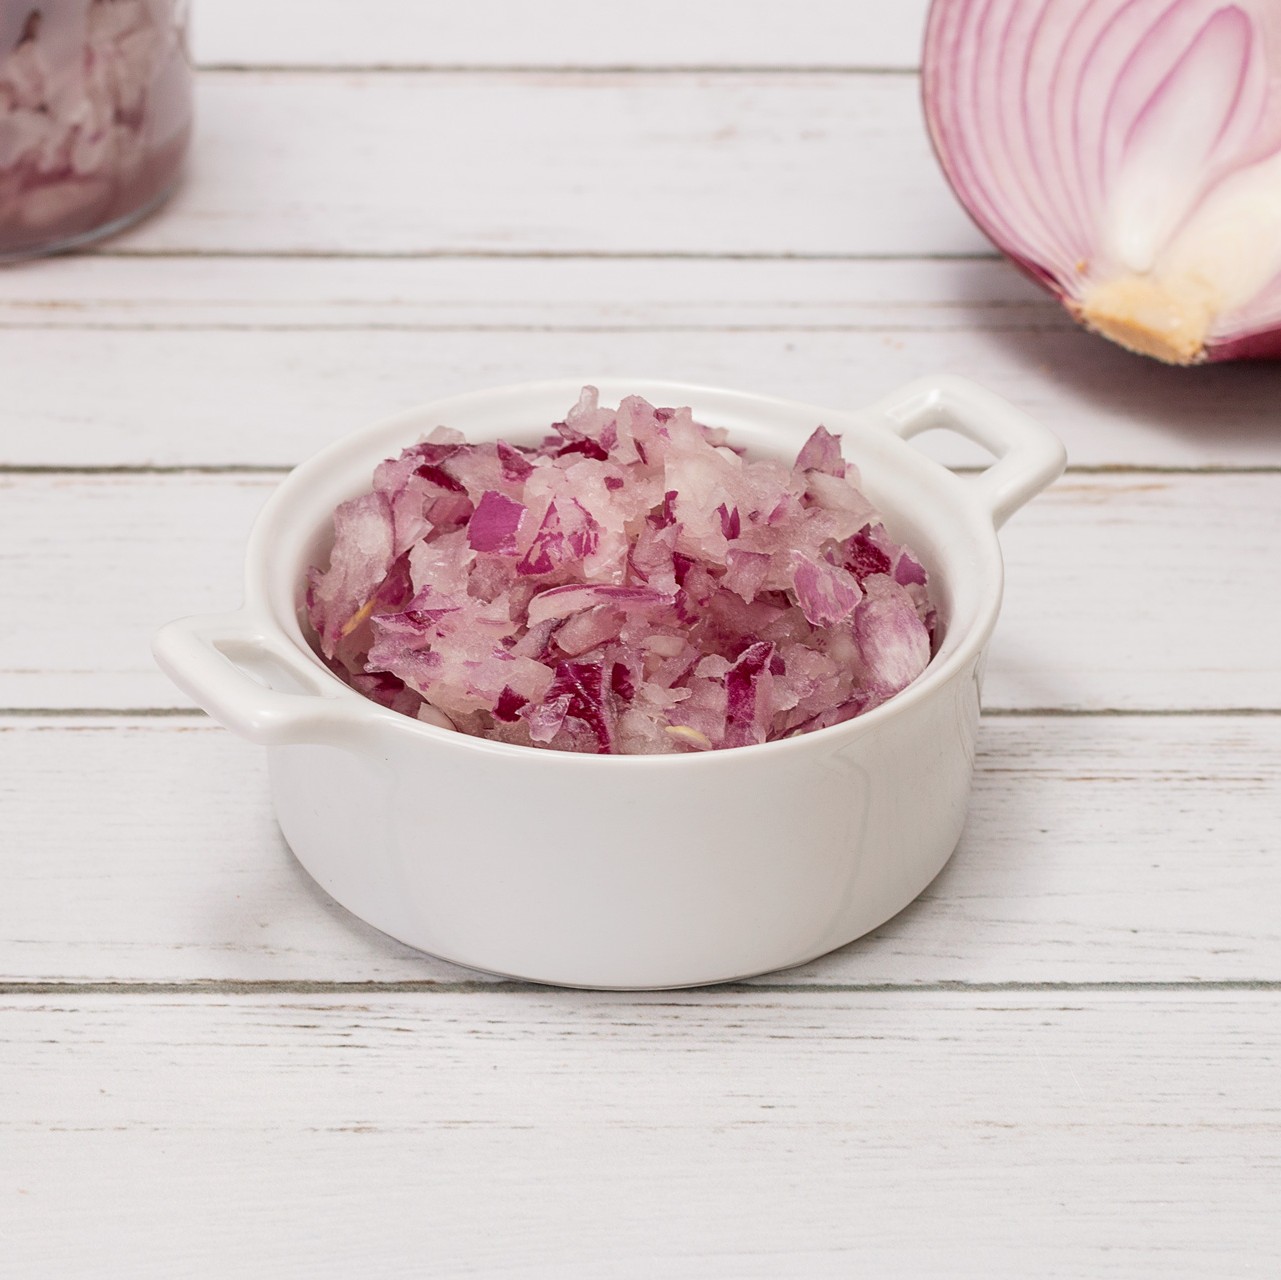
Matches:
[924,0,1281,364]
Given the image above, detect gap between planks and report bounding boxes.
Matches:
[3,979,1279,997]
[81,248,1002,263]
[0,321,1075,334]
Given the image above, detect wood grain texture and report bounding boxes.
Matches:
[3,715,1278,986]
[100,71,983,257]
[193,0,932,70]
[1,474,1277,713]
[7,9,1279,1272]
[2,989,1278,1277]
[3,258,1280,470]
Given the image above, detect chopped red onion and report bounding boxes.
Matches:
[466,491,528,555]
[0,1,191,258]
[307,390,937,754]
[923,0,1281,364]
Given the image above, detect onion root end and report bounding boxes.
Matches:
[1074,276,1213,366]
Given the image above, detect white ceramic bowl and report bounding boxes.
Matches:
[153,376,1064,989]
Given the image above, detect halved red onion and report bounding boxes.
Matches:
[923,0,1281,364]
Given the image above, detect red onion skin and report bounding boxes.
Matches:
[921,0,1281,365]
[1202,325,1281,363]
[919,23,1080,327]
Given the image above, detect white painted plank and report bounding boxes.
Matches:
[1,474,1277,713]
[3,257,1276,470]
[0,463,902,705]
[3,715,1279,986]
[0,252,1049,329]
[2,990,1278,1277]
[104,71,982,256]
[995,474,1281,713]
[0,476,275,712]
[194,0,931,70]
[7,10,1273,1253]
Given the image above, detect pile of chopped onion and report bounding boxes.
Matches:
[307,390,936,754]
[923,0,1281,365]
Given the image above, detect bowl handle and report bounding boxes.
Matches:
[871,375,1066,528]
[152,611,368,747]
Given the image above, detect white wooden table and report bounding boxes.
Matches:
[3,3,1279,1274]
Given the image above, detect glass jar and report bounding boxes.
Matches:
[0,0,191,260]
